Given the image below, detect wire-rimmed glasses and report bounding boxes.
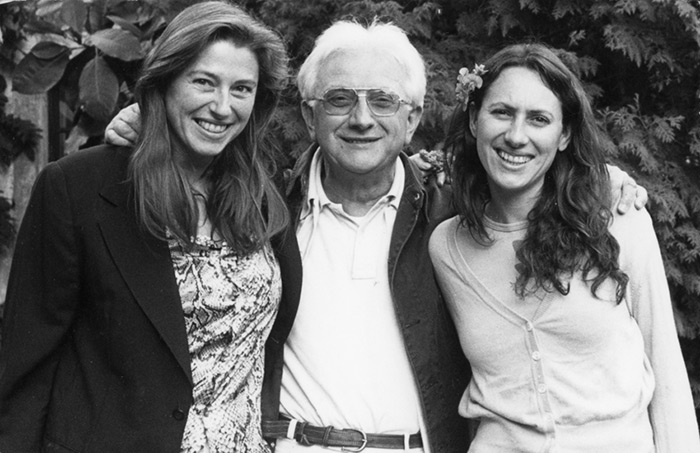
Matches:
[308,88,412,117]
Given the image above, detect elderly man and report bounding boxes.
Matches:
[105,19,644,453]
[261,21,470,453]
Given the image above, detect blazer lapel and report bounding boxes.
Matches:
[98,180,193,385]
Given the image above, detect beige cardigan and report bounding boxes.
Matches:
[429,208,699,453]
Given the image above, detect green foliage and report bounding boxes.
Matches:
[8,0,172,152]
[0,75,41,166]
[0,3,42,253]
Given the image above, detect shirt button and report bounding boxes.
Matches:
[532,351,541,361]
[172,409,185,421]
[537,384,547,393]
[526,322,534,331]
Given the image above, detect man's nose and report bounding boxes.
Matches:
[347,94,375,128]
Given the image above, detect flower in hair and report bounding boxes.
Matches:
[455,64,487,111]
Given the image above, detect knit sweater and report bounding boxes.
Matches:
[429,207,699,453]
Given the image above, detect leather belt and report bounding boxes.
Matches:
[262,419,423,451]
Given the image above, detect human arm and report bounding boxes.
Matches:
[608,164,647,214]
[0,163,81,451]
[104,103,142,147]
[616,210,700,452]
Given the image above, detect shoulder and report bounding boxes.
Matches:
[433,215,459,237]
[609,206,655,243]
[429,216,460,255]
[52,144,131,175]
[42,144,132,189]
[609,206,660,268]
[32,145,133,208]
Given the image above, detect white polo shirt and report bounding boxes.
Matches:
[276,150,427,452]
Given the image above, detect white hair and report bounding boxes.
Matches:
[297,20,427,107]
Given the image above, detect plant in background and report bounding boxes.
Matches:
[10,0,170,153]
[0,75,40,169]
[0,74,39,254]
[0,3,41,254]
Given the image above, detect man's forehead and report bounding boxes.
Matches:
[315,48,408,93]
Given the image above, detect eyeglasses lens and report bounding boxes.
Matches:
[322,89,401,116]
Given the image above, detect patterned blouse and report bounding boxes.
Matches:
[169,236,281,453]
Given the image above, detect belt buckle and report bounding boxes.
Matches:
[340,428,368,452]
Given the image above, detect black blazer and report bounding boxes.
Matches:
[0,145,301,452]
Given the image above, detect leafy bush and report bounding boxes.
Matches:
[0,4,42,255]
[9,0,171,153]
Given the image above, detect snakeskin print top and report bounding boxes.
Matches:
[169,236,281,453]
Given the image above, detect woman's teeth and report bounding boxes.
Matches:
[498,150,531,164]
[196,120,228,133]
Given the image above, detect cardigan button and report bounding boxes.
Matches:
[172,408,186,421]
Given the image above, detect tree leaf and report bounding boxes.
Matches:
[78,55,119,123]
[31,41,70,60]
[35,0,62,17]
[86,28,142,61]
[61,0,87,32]
[64,123,90,155]
[23,17,64,35]
[12,43,70,94]
[105,14,143,39]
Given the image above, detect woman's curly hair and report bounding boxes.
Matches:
[445,43,629,303]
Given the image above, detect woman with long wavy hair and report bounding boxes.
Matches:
[429,43,699,452]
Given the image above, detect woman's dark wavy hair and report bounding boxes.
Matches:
[444,43,628,303]
[130,0,289,253]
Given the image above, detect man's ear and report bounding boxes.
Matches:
[404,105,423,146]
[301,101,316,142]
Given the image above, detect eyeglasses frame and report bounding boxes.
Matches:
[306,88,413,117]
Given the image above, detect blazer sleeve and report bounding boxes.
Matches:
[0,161,82,452]
[617,208,700,453]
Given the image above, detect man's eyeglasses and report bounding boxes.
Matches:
[308,88,412,117]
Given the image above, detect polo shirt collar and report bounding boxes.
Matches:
[299,148,405,221]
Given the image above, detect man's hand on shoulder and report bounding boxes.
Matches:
[104,104,142,147]
[608,164,648,214]
[410,149,449,187]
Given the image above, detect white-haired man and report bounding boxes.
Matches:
[259,20,470,452]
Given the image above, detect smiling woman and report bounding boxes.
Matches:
[429,43,700,452]
[469,66,570,221]
[164,41,259,175]
[0,2,300,452]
